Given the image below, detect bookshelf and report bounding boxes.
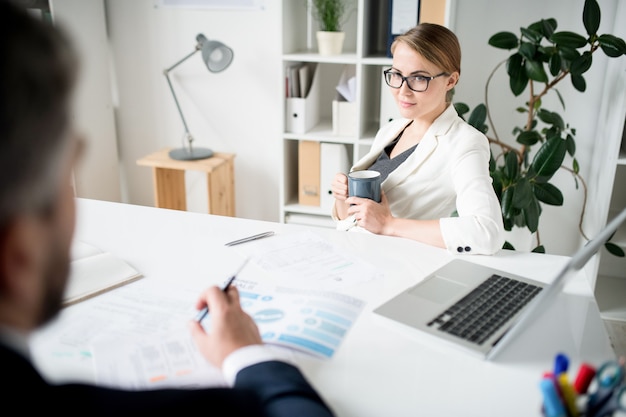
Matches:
[279,0,450,228]
[594,119,626,325]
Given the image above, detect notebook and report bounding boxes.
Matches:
[63,241,143,307]
[374,207,626,360]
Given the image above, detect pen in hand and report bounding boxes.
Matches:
[194,257,250,322]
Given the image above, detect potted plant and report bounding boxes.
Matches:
[309,0,353,55]
[454,0,625,255]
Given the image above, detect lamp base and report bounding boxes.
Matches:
[169,147,214,161]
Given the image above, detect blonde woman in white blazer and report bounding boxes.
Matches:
[331,23,505,255]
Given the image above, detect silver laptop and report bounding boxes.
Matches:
[374,207,626,360]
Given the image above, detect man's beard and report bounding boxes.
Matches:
[37,237,70,326]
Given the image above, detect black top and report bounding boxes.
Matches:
[368,129,417,182]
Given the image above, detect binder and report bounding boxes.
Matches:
[298,140,321,206]
[285,63,319,133]
[419,0,447,25]
[332,100,358,136]
[320,142,351,212]
[379,67,403,128]
[386,0,420,57]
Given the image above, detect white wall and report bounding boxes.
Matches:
[451,0,623,255]
[105,0,282,221]
[91,0,622,256]
[51,0,122,203]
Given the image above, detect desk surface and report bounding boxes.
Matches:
[31,199,615,417]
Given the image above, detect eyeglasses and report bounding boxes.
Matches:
[383,69,448,92]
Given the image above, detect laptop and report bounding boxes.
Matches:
[374,207,626,360]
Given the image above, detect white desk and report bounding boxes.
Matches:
[31,199,615,417]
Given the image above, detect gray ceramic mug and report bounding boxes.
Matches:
[348,170,382,203]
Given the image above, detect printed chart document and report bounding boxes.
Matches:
[249,230,382,290]
[31,271,365,390]
[203,279,365,359]
[64,241,143,306]
[92,331,228,389]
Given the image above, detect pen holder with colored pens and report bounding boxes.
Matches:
[539,353,625,417]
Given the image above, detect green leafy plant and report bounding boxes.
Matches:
[309,0,353,32]
[455,0,626,255]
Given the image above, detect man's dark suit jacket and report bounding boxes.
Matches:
[1,343,334,416]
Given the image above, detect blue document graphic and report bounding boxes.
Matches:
[205,280,366,358]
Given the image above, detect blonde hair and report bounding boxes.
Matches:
[391,23,461,102]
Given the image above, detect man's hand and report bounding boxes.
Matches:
[189,285,262,369]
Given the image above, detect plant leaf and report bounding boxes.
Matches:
[454,102,469,118]
[570,51,593,75]
[506,53,528,96]
[521,27,543,44]
[502,241,516,250]
[551,31,588,48]
[598,34,626,57]
[532,245,546,253]
[517,130,542,146]
[501,187,515,222]
[541,18,557,39]
[566,133,576,156]
[571,74,586,92]
[605,242,625,257]
[491,169,503,199]
[554,88,566,110]
[468,103,487,132]
[558,46,581,62]
[504,151,519,180]
[533,182,564,205]
[512,178,532,209]
[525,58,548,82]
[507,53,528,95]
[537,109,564,129]
[523,196,541,232]
[530,137,567,181]
[519,42,537,60]
[489,32,519,49]
[549,52,562,76]
[583,0,601,36]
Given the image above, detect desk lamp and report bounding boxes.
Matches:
[164,33,233,160]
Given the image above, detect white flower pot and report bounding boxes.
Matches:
[316,31,345,56]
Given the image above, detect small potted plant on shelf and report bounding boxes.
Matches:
[309,0,353,55]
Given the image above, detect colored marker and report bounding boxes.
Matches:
[557,373,579,417]
[540,377,567,417]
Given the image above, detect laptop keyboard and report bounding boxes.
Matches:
[426,274,543,345]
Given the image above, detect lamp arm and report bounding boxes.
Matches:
[164,69,191,137]
[163,47,199,144]
[165,47,199,73]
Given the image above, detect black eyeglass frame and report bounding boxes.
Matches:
[383,69,449,92]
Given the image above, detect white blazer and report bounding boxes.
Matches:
[333,104,505,255]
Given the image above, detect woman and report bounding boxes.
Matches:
[331,23,504,255]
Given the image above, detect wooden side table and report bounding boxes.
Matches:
[137,148,235,216]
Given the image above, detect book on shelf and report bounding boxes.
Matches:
[63,241,143,306]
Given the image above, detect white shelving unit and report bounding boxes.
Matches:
[595,124,626,324]
[279,0,449,227]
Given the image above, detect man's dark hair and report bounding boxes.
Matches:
[0,0,78,227]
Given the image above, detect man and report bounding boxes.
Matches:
[0,2,334,416]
